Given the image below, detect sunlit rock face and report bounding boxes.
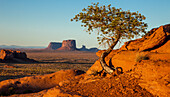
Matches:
[120,24,170,52]
[0,49,27,60]
[0,49,37,63]
[57,40,77,51]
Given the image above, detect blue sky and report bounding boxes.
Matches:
[0,0,170,49]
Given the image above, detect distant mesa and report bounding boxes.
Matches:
[46,42,62,50]
[46,39,99,52]
[57,40,77,51]
[79,45,99,52]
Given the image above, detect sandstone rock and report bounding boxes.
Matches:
[120,24,170,52]
[163,24,170,34]
[134,61,170,97]
[57,40,77,51]
[86,60,103,75]
[0,49,36,63]
[0,69,81,96]
[86,24,170,96]
[152,40,170,53]
[46,42,62,50]
[0,49,27,60]
[139,26,167,51]
[87,50,170,97]
[43,87,82,97]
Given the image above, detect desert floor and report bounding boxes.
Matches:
[0,50,98,81]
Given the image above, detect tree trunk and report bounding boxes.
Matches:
[100,35,120,74]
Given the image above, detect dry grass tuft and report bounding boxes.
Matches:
[136,52,149,62]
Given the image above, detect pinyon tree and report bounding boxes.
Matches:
[71,3,147,74]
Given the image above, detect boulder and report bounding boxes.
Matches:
[46,42,62,50]
[57,40,77,51]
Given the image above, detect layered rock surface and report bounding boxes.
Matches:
[87,24,170,97]
[120,24,170,52]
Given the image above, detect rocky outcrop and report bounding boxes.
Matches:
[86,24,170,97]
[0,49,37,63]
[46,42,62,50]
[0,49,27,60]
[120,24,170,52]
[87,24,170,75]
[57,40,77,51]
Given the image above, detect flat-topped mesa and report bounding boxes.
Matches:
[46,42,62,50]
[57,40,77,51]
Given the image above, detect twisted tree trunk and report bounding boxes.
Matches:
[100,35,120,74]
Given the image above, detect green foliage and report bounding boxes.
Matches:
[71,2,148,47]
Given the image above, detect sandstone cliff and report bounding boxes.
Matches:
[57,40,77,51]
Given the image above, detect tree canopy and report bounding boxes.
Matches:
[71,3,148,74]
[71,3,147,47]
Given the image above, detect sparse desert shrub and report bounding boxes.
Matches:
[136,53,149,62]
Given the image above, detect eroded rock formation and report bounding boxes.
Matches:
[86,24,170,97]
[0,49,27,60]
[46,42,62,50]
[120,24,170,52]
[0,49,36,63]
[57,40,77,51]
